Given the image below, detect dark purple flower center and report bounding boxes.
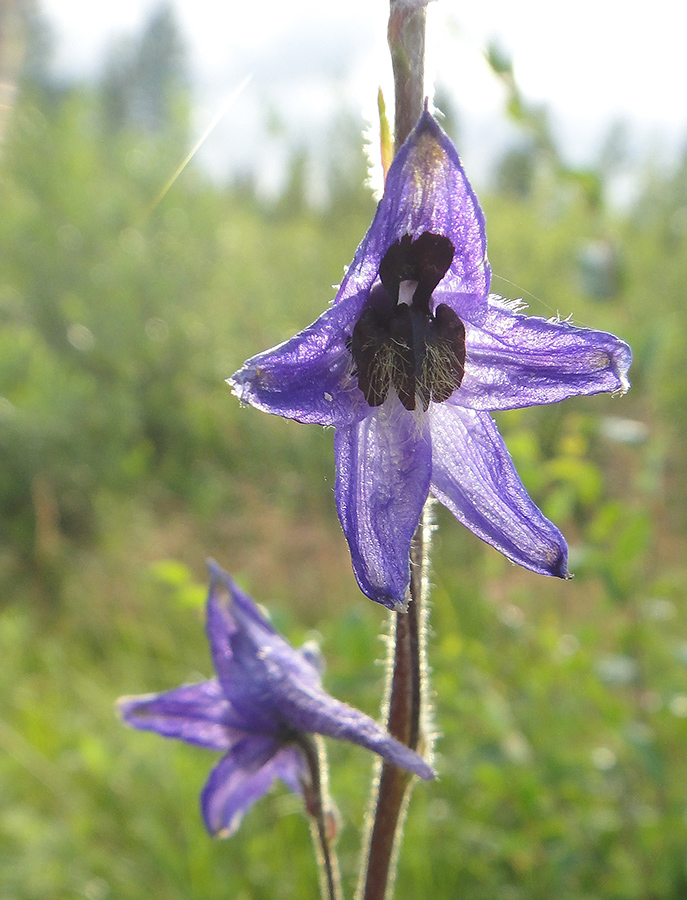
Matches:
[350,232,466,412]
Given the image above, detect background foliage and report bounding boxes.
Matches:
[2,6,687,899]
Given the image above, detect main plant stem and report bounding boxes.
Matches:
[359,5,429,899]
[360,507,430,900]
[388,0,426,147]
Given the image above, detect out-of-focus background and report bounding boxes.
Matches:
[2,2,687,898]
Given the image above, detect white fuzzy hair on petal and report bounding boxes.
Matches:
[489,294,528,314]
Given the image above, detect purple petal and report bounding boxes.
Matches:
[227,291,368,427]
[201,735,306,837]
[429,405,569,577]
[335,110,490,325]
[207,560,279,640]
[117,680,241,751]
[204,565,432,778]
[206,563,322,730]
[260,666,435,780]
[455,299,632,410]
[334,403,432,609]
[268,745,310,795]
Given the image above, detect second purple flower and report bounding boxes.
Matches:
[118,562,433,838]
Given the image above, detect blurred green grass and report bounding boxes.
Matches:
[2,75,687,899]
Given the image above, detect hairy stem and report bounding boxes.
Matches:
[388,0,427,148]
[359,505,432,900]
[300,736,343,900]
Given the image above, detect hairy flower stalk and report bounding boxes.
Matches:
[360,504,432,900]
[298,734,342,900]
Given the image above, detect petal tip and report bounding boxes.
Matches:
[202,800,239,840]
[413,103,443,139]
[362,584,409,612]
[609,338,632,397]
[206,559,236,606]
[226,369,249,404]
[391,593,410,613]
[417,759,437,781]
[115,695,134,723]
[550,546,570,580]
[206,557,224,583]
[116,692,153,724]
[612,369,631,398]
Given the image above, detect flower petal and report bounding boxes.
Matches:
[335,110,490,324]
[117,680,240,750]
[334,402,432,609]
[206,563,322,731]
[203,562,432,777]
[456,299,632,410]
[201,735,306,837]
[259,664,435,780]
[227,291,367,427]
[429,405,568,577]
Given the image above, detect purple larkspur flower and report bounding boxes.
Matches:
[228,108,631,611]
[118,562,433,837]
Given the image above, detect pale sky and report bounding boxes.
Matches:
[40,0,687,192]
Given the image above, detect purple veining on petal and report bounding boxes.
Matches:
[228,291,368,428]
[453,298,632,410]
[429,404,568,577]
[201,734,287,837]
[334,403,432,609]
[117,680,243,751]
[334,111,490,326]
[206,563,322,733]
[262,664,435,780]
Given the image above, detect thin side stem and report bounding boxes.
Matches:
[300,735,343,900]
[359,505,431,900]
